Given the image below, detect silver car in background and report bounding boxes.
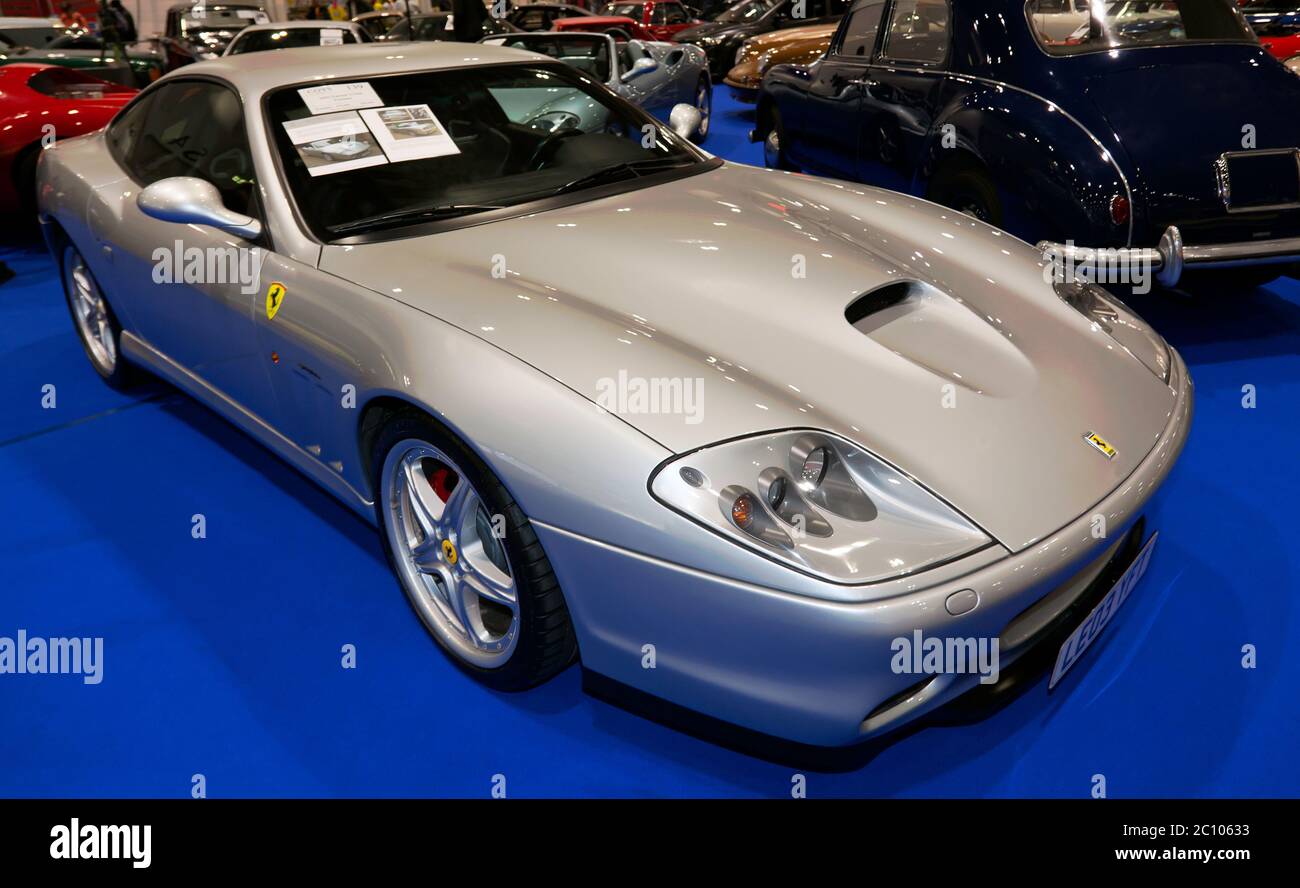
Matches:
[223,20,373,55]
[479,30,712,140]
[36,42,1190,748]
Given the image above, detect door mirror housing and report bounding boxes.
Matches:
[621,56,659,82]
[668,102,703,139]
[137,176,262,241]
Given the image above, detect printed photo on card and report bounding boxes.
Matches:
[282,111,388,177]
[358,105,461,163]
[298,82,383,115]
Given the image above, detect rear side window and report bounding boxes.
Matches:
[881,0,949,64]
[121,80,257,215]
[1027,0,1255,54]
[836,0,886,56]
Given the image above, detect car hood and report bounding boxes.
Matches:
[676,21,746,40]
[321,163,1179,551]
[1081,45,1300,239]
[749,21,836,50]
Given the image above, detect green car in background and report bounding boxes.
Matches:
[0,21,163,87]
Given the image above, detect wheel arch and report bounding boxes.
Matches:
[923,86,1131,244]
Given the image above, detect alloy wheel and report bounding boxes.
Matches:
[63,247,117,375]
[695,83,711,138]
[382,439,519,667]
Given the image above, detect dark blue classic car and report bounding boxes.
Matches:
[753,0,1300,287]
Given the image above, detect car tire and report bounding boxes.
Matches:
[763,106,797,171]
[372,411,578,691]
[928,161,1003,228]
[60,243,139,389]
[692,76,712,143]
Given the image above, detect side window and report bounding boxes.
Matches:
[665,3,688,24]
[651,3,667,23]
[881,0,949,64]
[836,0,885,57]
[124,81,257,216]
[107,93,157,166]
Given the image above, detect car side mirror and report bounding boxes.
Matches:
[137,176,262,241]
[621,56,659,82]
[669,102,703,139]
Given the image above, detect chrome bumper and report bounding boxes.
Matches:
[1037,224,1300,287]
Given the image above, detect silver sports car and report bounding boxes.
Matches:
[479,30,712,140]
[37,42,1191,748]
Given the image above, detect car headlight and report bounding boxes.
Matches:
[1286,54,1300,75]
[650,430,992,584]
[1054,281,1171,382]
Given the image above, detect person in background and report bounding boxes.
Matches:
[451,0,487,41]
[109,0,136,41]
[58,2,88,30]
[328,0,348,19]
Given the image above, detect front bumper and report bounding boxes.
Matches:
[723,78,759,104]
[1038,224,1300,288]
[538,350,1193,748]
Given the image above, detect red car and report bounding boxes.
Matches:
[598,1,699,41]
[1260,32,1300,68]
[553,15,656,40]
[0,64,135,219]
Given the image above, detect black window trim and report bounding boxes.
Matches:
[830,0,888,58]
[876,0,951,68]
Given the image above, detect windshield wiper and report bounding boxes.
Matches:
[329,203,504,236]
[549,157,696,196]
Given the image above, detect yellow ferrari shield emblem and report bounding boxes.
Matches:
[441,539,458,565]
[1083,432,1117,460]
[265,282,287,320]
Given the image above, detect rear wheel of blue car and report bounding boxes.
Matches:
[928,162,1003,229]
[373,412,578,691]
[763,107,796,171]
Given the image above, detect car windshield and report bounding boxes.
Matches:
[266,62,704,239]
[1027,0,1255,53]
[716,0,776,23]
[232,27,359,52]
[487,34,612,80]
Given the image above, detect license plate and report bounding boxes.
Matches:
[1048,532,1158,690]
[1217,149,1300,213]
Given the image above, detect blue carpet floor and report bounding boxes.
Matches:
[1,92,1297,797]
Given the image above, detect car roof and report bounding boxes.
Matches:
[176,39,548,98]
[238,21,362,31]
